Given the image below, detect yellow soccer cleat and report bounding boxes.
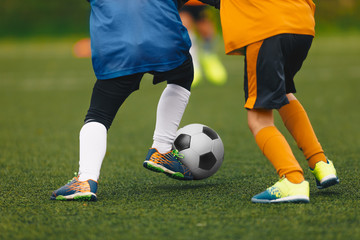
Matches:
[310,159,339,189]
[251,177,310,204]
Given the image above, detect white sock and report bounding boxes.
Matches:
[152,84,190,153]
[78,122,107,181]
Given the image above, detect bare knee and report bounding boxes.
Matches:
[247,109,274,136]
[286,93,297,101]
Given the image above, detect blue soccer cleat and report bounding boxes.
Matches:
[143,148,193,180]
[251,177,310,204]
[51,175,98,201]
[310,159,339,189]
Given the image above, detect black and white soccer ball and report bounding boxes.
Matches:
[173,123,224,180]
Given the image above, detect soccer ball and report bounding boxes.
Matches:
[173,123,224,180]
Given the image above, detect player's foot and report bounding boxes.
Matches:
[310,159,339,189]
[201,53,227,86]
[50,175,98,201]
[251,178,310,204]
[143,148,193,180]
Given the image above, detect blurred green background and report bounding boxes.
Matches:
[1,1,360,240]
[1,0,360,38]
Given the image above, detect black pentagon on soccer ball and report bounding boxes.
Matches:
[202,126,218,140]
[198,152,217,170]
[174,134,191,151]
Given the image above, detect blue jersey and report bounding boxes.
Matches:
[89,0,191,80]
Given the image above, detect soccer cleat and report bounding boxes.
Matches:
[310,159,339,189]
[50,175,98,201]
[143,148,193,180]
[200,53,227,86]
[251,178,310,204]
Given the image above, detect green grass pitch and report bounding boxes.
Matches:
[1,35,360,240]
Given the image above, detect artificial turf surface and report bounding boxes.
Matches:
[0,34,360,240]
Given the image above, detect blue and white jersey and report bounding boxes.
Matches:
[89,0,191,80]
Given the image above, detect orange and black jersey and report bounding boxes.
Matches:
[219,0,316,55]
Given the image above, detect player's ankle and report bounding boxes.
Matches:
[285,171,305,184]
[308,152,327,169]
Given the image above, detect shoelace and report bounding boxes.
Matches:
[172,149,184,159]
[172,149,186,165]
[67,172,78,183]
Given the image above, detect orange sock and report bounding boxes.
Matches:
[308,153,327,170]
[279,100,327,169]
[255,126,304,184]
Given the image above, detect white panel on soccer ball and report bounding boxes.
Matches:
[176,123,204,136]
[212,138,225,161]
[190,133,213,155]
[179,148,200,171]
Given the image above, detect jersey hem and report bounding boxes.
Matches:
[95,56,188,80]
[225,30,315,56]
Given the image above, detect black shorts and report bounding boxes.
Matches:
[244,34,313,109]
[84,56,194,129]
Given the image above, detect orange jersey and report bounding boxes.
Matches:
[220,0,316,55]
[186,0,205,6]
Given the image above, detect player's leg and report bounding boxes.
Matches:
[143,57,194,180]
[51,74,143,201]
[78,75,142,179]
[277,34,339,189]
[247,109,308,199]
[244,37,309,203]
[151,84,190,154]
[143,83,193,180]
[279,93,326,169]
[279,94,339,189]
